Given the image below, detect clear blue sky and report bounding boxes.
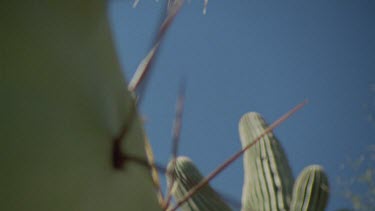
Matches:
[108,1,375,210]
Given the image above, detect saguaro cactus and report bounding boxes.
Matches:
[290,165,330,211]
[1,2,161,210]
[238,112,330,211]
[239,112,294,211]
[167,156,232,211]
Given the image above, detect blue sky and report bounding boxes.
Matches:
[108,1,375,210]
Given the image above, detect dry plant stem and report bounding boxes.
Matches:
[163,81,187,210]
[126,1,184,204]
[133,0,207,15]
[203,0,208,14]
[171,81,186,171]
[170,100,308,211]
[132,0,140,8]
[125,154,169,175]
[145,138,165,204]
[128,0,184,105]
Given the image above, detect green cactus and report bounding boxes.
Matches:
[290,165,330,211]
[239,112,294,211]
[1,2,161,210]
[238,112,330,211]
[167,156,232,211]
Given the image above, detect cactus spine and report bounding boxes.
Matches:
[239,112,294,211]
[167,156,232,211]
[290,165,329,211]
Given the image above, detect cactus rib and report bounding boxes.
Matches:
[290,165,330,211]
[239,112,294,211]
[167,156,232,211]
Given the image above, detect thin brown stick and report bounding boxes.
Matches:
[128,0,185,106]
[125,154,168,174]
[144,137,165,204]
[203,0,208,14]
[125,1,185,205]
[170,100,308,211]
[162,80,186,210]
[171,80,186,170]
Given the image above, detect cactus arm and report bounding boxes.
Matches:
[290,165,330,211]
[167,156,232,211]
[239,112,294,211]
[0,2,161,210]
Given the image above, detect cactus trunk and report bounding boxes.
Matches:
[1,2,161,210]
[239,112,294,211]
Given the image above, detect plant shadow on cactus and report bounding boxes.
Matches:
[119,1,332,211]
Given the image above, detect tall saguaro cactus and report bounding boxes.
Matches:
[167,156,232,211]
[239,112,294,211]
